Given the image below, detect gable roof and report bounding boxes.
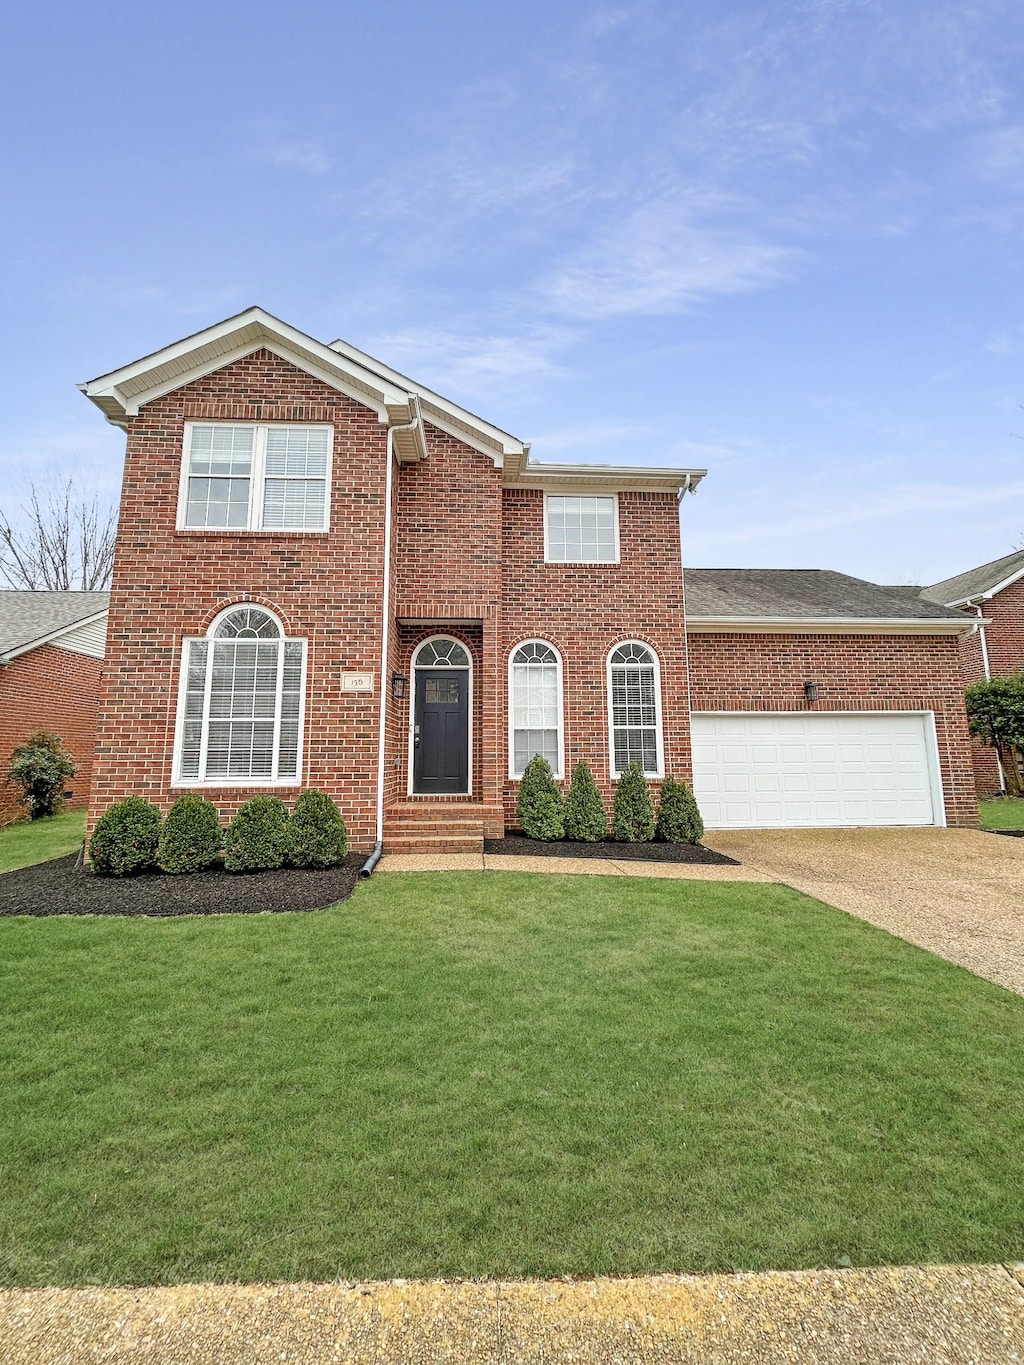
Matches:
[921,549,1024,607]
[684,569,973,634]
[80,307,705,496]
[0,591,110,663]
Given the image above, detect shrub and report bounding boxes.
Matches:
[286,789,348,868]
[613,762,655,842]
[224,796,289,873]
[655,775,704,844]
[89,797,162,876]
[6,730,77,819]
[517,754,565,840]
[158,793,223,874]
[563,760,607,842]
[966,672,1024,797]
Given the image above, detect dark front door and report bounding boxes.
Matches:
[413,670,469,794]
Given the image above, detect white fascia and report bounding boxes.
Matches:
[947,563,1024,607]
[0,609,110,666]
[685,616,984,636]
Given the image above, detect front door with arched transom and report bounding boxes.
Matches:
[412,637,470,794]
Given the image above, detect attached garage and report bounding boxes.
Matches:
[691,712,945,828]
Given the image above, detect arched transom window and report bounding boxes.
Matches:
[608,642,663,777]
[413,637,470,668]
[174,606,306,784]
[510,641,563,778]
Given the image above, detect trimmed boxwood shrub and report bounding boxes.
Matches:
[517,754,565,841]
[563,760,607,842]
[286,789,348,868]
[655,775,704,844]
[158,793,223,873]
[224,796,289,873]
[7,730,77,819]
[89,797,162,877]
[613,761,655,842]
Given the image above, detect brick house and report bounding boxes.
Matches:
[79,308,979,853]
[922,550,1024,796]
[0,592,109,825]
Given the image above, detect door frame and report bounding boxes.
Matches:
[407,635,473,796]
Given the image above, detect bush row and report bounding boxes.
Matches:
[516,757,703,844]
[88,790,348,877]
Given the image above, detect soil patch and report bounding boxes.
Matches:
[485,836,738,865]
[0,853,362,917]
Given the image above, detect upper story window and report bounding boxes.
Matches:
[173,605,306,786]
[607,641,663,778]
[509,641,563,779]
[179,423,333,532]
[545,494,618,563]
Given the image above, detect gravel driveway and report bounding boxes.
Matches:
[703,827,1024,996]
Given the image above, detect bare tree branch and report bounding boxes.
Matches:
[0,478,116,590]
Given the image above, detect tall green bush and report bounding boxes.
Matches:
[516,754,565,840]
[89,797,162,876]
[563,760,607,841]
[655,775,704,844]
[286,789,348,868]
[966,672,1024,797]
[158,793,223,873]
[612,761,655,842]
[224,796,289,873]
[7,730,77,819]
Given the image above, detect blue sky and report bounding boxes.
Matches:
[2,0,1023,585]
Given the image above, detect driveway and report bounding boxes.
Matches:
[702,827,1024,996]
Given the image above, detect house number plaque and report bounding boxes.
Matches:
[340,672,375,693]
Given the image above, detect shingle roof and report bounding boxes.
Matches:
[683,569,967,622]
[0,591,109,659]
[920,549,1024,606]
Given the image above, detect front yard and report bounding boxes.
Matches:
[980,797,1024,829]
[1,869,1022,1287]
[0,811,86,873]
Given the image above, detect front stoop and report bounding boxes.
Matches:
[384,800,503,854]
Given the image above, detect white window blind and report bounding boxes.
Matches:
[181,424,331,531]
[510,641,562,777]
[545,495,617,562]
[609,642,661,776]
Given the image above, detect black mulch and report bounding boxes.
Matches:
[484,835,739,865]
[988,828,1024,838]
[0,852,364,917]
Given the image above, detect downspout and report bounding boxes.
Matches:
[359,396,425,878]
[973,600,1007,793]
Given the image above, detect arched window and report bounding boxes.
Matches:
[174,606,306,784]
[510,641,563,778]
[607,642,663,777]
[413,637,470,668]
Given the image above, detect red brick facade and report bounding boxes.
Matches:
[956,579,1024,796]
[1,644,102,825]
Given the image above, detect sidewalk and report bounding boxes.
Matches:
[379,851,773,880]
[3,1265,1023,1363]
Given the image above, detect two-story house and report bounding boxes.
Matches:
[80,308,979,854]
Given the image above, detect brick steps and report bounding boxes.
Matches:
[384,800,499,854]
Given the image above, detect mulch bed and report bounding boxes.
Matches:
[0,852,364,917]
[484,836,738,865]
[987,828,1024,838]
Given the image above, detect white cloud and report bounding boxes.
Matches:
[258,138,332,176]
[360,323,574,403]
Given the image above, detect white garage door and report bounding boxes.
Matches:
[691,712,943,828]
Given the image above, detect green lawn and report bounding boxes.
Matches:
[980,797,1024,829]
[1,871,1022,1287]
[0,811,86,872]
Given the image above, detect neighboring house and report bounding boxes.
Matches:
[921,549,1024,796]
[0,591,109,824]
[78,308,978,852]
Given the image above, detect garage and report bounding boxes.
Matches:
[690,712,944,828]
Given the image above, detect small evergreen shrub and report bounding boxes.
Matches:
[7,730,77,819]
[516,754,565,841]
[224,796,289,873]
[89,797,162,876]
[563,760,607,842]
[612,761,655,842]
[655,775,704,844]
[158,793,223,873]
[286,789,348,868]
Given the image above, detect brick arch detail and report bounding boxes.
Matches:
[196,594,299,637]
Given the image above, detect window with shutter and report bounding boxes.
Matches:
[509,641,563,778]
[607,642,663,777]
[179,423,332,531]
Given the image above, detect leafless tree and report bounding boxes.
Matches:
[0,478,117,590]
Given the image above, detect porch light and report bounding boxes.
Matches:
[804,680,819,704]
[391,672,408,700]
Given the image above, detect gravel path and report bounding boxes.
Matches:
[703,827,1024,995]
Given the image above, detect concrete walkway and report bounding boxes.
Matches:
[3,1265,1023,1363]
[379,851,772,881]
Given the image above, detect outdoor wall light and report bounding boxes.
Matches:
[804,680,819,704]
[391,672,408,701]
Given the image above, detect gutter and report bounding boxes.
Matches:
[359,396,426,879]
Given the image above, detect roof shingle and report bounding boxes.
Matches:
[0,591,110,659]
[683,569,967,622]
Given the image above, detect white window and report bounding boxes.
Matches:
[179,423,332,531]
[174,606,306,785]
[607,642,663,777]
[509,641,564,778]
[545,494,618,563]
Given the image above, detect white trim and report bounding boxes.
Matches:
[176,421,334,534]
[507,640,565,781]
[543,491,620,565]
[944,561,1024,607]
[606,641,665,779]
[0,607,109,665]
[407,634,474,796]
[685,616,977,636]
[170,604,308,788]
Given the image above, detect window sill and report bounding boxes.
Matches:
[171,778,303,789]
[543,559,621,567]
[173,528,330,537]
